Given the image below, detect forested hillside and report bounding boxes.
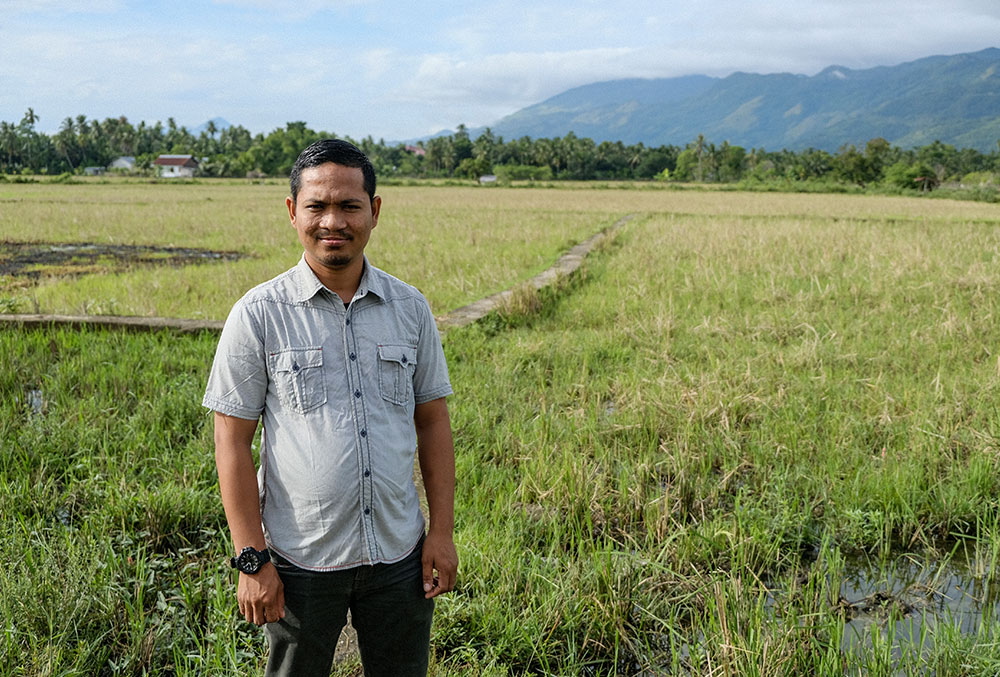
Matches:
[482,48,1000,152]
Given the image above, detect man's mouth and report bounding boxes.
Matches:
[318,232,351,245]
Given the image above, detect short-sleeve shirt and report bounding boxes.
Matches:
[203,257,452,570]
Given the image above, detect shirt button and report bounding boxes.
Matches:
[360,429,367,437]
[292,362,300,372]
[349,353,356,361]
[354,390,361,398]
[345,318,351,325]
[401,355,408,364]
[364,507,371,515]
[364,469,371,477]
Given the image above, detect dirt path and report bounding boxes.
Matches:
[435,214,633,328]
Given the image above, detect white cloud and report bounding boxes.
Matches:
[359,49,394,81]
[209,0,370,19]
[1,0,123,13]
[400,48,640,107]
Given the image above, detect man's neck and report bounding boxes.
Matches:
[305,256,365,304]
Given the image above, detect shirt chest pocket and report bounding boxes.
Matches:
[377,343,417,406]
[269,348,327,414]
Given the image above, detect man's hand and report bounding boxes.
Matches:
[237,563,286,625]
[421,530,458,599]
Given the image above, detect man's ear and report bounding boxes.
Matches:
[286,196,296,225]
[370,195,382,227]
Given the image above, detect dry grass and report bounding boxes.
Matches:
[1,181,614,319]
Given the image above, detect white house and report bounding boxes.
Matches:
[153,154,199,178]
[109,156,136,171]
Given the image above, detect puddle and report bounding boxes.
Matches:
[837,549,1000,659]
[650,548,1000,674]
[13,387,45,416]
[27,388,44,416]
[0,241,244,279]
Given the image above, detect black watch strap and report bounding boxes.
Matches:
[230,546,271,574]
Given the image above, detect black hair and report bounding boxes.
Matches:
[288,139,376,202]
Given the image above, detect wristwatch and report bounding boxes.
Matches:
[230,546,271,574]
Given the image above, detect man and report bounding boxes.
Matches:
[203,138,457,676]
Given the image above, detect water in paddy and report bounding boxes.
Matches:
[838,548,1000,660]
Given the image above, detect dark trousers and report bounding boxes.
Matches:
[264,544,434,677]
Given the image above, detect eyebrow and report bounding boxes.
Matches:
[303,197,364,206]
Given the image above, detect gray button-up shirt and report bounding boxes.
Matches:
[203,257,452,570]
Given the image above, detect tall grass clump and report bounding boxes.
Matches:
[0,326,267,675]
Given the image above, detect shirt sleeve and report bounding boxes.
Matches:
[202,299,268,420]
[412,295,453,404]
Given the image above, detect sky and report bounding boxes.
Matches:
[1,0,998,141]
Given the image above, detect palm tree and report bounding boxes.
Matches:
[694,134,706,182]
[19,108,40,170]
[54,117,78,171]
[205,119,219,155]
[21,108,39,129]
[0,121,19,171]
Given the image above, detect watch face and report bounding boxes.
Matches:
[237,549,261,573]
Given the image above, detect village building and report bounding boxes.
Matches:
[153,154,199,178]
[109,156,136,172]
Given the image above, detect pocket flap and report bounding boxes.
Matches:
[377,343,417,367]
[271,348,324,373]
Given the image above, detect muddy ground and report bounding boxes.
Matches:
[0,241,244,280]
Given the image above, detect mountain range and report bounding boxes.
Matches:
[474,48,1000,152]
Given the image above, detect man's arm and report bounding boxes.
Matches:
[414,397,458,599]
[214,411,285,625]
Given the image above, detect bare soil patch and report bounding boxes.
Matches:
[0,241,244,280]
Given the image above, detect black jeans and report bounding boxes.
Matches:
[264,543,434,677]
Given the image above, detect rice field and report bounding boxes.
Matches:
[3,181,1000,674]
[0,181,616,318]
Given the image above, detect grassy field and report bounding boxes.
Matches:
[4,183,1000,674]
[0,180,615,319]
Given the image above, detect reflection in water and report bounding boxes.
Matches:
[838,548,1000,658]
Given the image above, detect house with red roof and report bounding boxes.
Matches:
[153,154,199,178]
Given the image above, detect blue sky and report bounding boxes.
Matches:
[1,0,998,141]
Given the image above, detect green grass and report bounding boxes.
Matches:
[5,186,1000,674]
[0,327,262,674]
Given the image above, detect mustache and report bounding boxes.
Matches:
[315,230,353,240]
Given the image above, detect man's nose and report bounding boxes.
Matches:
[320,209,342,228]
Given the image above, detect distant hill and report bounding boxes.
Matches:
[482,48,1000,152]
[191,117,232,136]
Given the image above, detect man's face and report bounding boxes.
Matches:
[286,163,380,276]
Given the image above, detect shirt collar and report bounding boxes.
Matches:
[291,255,386,304]
[291,256,326,303]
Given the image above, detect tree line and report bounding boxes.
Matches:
[3,109,1000,192]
